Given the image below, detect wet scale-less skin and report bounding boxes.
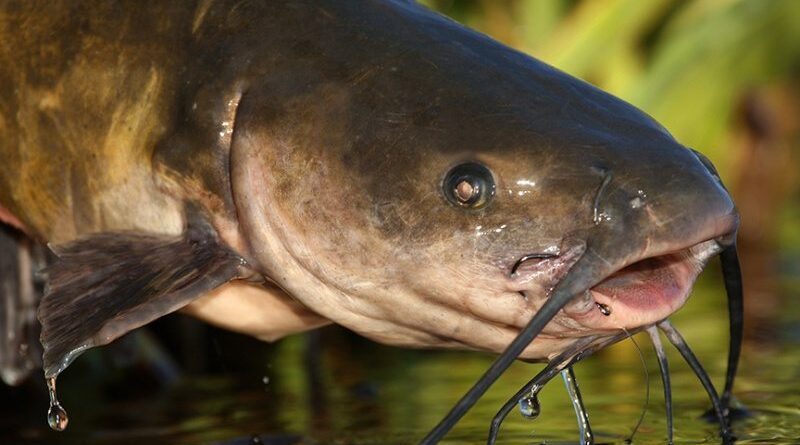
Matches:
[0,0,737,365]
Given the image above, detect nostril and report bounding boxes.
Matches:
[592,171,613,225]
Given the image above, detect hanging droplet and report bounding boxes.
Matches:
[596,302,612,316]
[518,391,541,419]
[250,435,263,444]
[46,377,69,431]
[48,403,69,431]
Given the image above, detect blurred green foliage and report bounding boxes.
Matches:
[422,0,800,251]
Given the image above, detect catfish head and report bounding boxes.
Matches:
[228,0,737,361]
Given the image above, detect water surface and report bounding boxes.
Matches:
[2,277,798,445]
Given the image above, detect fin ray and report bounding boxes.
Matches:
[38,224,245,378]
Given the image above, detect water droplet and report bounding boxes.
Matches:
[518,391,541,419]
[261,376,270,385]
[46,377,68,431]
[48,403,69,431]
[250,435,263,444]
[596,302,612,316]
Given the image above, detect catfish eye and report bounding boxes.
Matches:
[443,162,495,209]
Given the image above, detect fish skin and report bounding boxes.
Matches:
[0,0,331,382]
[0,1,190,242]
[0,0,737,379]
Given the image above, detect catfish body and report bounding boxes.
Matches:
[0,1,739,438]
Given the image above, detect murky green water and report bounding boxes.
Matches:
[2,275,798,445]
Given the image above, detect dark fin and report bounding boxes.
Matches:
[0,225,45,385]
[38,219,246,379]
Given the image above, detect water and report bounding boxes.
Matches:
[518,388,542,420]
[46,377,68,432]
[1,283,798,444]
[561,368,593,445]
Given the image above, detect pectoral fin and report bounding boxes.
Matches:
[38,221,247,378]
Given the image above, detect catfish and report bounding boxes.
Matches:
[0,1,744,442]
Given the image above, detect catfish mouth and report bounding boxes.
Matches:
[515,238,724,333]
[584,245,710,328]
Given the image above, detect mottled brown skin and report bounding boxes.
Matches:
[0,0,329,345]
[0,0,737,370]
[0,2,186,240]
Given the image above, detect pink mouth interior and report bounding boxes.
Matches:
[587,250,698,327]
